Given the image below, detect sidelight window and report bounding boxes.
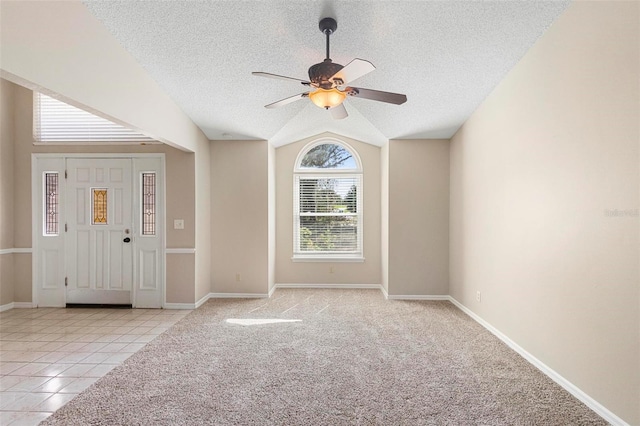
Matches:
[141,173,156,235]
[44,172,59,235]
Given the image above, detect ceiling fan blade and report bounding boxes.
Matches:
[330,59,375,86]
[252,72,311,86]
[329,103,348,120]
[346,87,407,105]
[264,92,309,109]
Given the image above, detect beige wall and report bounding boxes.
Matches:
[13,254,31,303]
[388,139,449,296]
[194,136,212,303]
[166,254,195,304]
[10,82,198,304]
[0,256,14,306]
[211,140,270,295]
[0,79,15,250]
[0,79,15,305]
[449,2,639,424]
[276,133,381,285]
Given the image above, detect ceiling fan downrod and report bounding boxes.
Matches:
[319,17,337,61]
[308,17,343,89]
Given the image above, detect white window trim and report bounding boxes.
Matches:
[293,138,364,262]
[294,139,362,173]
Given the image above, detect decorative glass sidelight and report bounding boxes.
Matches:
[142,173,156,235]
[44,172,59,235]
[92,188,108,224]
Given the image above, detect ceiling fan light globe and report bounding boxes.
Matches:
[309,88,346,109]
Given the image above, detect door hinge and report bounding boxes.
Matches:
[64,170,68,179]
[65,277,68,287]
[65,223,68,232]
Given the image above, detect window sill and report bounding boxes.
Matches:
[292,255,365,263]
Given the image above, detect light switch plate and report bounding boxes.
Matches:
[174,219,184,230]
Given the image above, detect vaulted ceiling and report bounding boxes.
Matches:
[83,1,570,146]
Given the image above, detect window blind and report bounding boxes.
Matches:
[295,176,361,254]
[34,93,154,143]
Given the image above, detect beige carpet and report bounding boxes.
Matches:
[42,289,606,425]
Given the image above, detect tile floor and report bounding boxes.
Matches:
[0,307,190,425]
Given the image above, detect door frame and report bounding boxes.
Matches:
[31,153,166,308]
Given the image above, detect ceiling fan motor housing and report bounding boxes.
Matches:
[308,60,344,89]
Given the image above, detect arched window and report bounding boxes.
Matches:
[293,139,363,261]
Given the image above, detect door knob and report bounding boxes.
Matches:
[123,237,131,243]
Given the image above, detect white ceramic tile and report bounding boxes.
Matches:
[1,392,52,410]
[34,351,68,363]
[37,341,68,351]
[58,377,99,393]
[9,411,52,426]
[0,362,28,375]
[0,411,25,425]
[32,377,77,393]
[0,342,29,351]
[9,363,51,376]
[5,376,51,392]
[57,364,96,378]
[98,342,129,352]
[4,352,48,362]
[0,391,28,409]
[103,353,132,364]
[54,334,83,342]
[0,306,185,421]
[122,343,146,353]
[36,363,74,377]
[92,334,121,343]
[114,334,140,343]
[57,352,91,364]
[57,342,89,352]
[35,392,78,412]
[77,352,112,364]
[0,376,28,391]
[78,342,108,352]
[83,363,116,377]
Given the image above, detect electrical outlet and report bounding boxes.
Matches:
[476,291,482,303]
[173,219,184,230]
[235,273,241,282]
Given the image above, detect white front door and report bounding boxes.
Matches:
[65,158,133,305]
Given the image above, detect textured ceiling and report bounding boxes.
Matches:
[83,1,570,146]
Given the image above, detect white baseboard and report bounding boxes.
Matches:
[209,292,270,299]
[195,292,210,309]
[380,286,389,299]
[448,297,628,426]
[165,248,196,254]
[0,302,34,312]
[386,294,450,301]
[268,286,277,298]
[274,283,382,290]
[163,302,195,310]
[164,292,270,310]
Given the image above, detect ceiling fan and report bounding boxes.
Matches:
[252,17,407,120]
